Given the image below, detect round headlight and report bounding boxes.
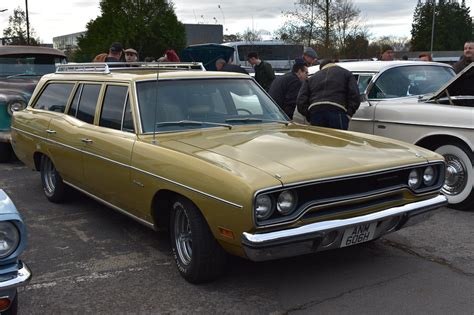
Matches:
[255,194,274,220]
[7,101,26,116]
[408,169,421,190]
[423,166,436,186]
[276,190,297,215]
[0,222,20,259]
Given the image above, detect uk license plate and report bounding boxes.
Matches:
[340,222,377,248]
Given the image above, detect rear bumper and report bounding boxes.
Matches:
[0,261,32,290]
[0,132,11,144]
[242,194,447,261]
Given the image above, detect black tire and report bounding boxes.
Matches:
[434,143,474,211]
[40,155,68,203]
[170,197,227,283]
[1,291,18,315]
[0,143,12,163]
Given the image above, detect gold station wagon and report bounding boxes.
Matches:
[11,62,447,283]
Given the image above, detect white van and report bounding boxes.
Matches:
[222,40,304,71]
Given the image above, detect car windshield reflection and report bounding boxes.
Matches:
[0,55,66,78]
[137,78,288,133]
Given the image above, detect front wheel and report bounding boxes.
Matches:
[170,197,226,283]
[435,144,474,210]
[40,155,68,203]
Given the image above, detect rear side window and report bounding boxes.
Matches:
[99,85,128,130]
[76,84,101,124]
[34,83,74,112]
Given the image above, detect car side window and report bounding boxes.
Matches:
[122,97,135,132]
[33,83,74,112]
[76,84,101,124]
[68,84,82,117]
[99,85,128,130]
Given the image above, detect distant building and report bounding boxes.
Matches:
[53,31,85,52]
[184,24,223,46]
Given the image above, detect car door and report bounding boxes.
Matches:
[45,82,89,187]
[350,72,378,134]
[80,84,137,210]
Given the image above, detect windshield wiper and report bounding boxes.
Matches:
[156,120,232,129]
[225,117,289,126]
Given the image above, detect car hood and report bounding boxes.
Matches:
[0,77,38,100]
[0,189,19,216]
[160,125,436,185]
[428,62,474,101]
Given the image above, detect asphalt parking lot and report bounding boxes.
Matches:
[1,160,474,314]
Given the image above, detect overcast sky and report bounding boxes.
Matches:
[0,0,472,43]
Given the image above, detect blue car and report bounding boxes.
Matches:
[0,189,31,315]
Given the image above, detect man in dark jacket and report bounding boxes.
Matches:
[453,41,473,74]
[215,59,249,74]
[269,63,308,118]
[297,59,360,130]
[247,52,275,91]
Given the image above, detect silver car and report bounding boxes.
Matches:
[307,61,474,210]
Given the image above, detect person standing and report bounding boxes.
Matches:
[269,63,308,119]
[297,59,360,130]
[453,41,473,74]
[419,53,433,61]
[247,52,275,91]
[105,42,124,62]
[380,46,394,61]
[124,48,138,62]
[215,58,249,74]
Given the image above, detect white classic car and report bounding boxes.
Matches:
[306,61,474,210]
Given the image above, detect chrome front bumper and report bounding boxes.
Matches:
[0,132,11,144]
[0,261,32,290]
[242,194,447,262]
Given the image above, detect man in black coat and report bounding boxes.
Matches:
[453,41,473,74]
[269,63,308,119]
[297,59,360,130]
[215,59,249,74]
[247,52,275,92]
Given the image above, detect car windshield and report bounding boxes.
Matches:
[136,78,288,133]
[368,65,455,99]
[237,45,303,61]
[0,54,67,78]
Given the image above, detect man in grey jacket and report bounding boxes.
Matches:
[296,59,360,130]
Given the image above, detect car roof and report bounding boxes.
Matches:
[308,60,452,74]
[42,69,250,82]
[0,45,66,57]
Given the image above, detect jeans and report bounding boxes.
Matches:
[310,110,349,130]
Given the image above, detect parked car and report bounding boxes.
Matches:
[11,62,447,283]
[0,189,31,315]
[309,61,473,210]
[0,46,67,162]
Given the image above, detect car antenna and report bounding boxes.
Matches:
[152,64,160,145]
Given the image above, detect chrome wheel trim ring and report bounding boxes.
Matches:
[443,154,468,196]
[174,204,192,266]
[42,158,57,195]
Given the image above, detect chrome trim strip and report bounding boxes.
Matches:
[242,194,447,248]
[351,118,474,132]
[0,261,32,290]
[64,180,156,229]
[12,127,243,209]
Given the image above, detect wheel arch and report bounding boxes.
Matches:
[33,151,45,171]
[415,134,473,152]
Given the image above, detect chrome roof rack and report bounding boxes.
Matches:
[56,62,205,74]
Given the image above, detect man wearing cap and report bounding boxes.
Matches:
[302,47,318,67]
[105,42,124,62]
[125,48,138,62]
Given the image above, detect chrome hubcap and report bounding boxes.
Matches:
[42,158,57,194]
[174,205,192,265]
[443,154,467,196]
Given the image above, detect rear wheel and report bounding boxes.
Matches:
[0,143,12,163]
[170,197,226,283]
[40,155,68,203]
[435,143,474,210]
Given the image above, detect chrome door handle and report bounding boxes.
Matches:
[81,138,93,144]
[46,129,56,134]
